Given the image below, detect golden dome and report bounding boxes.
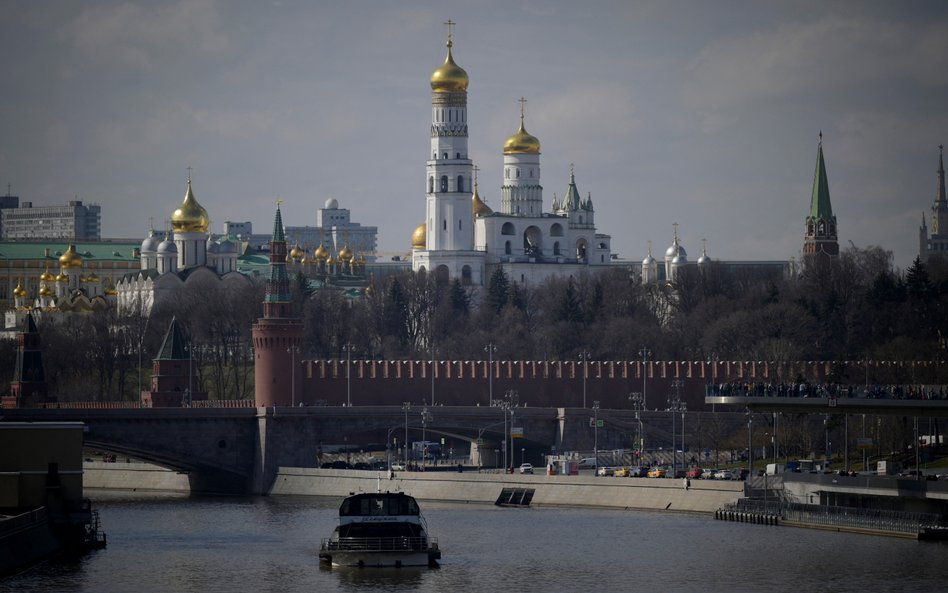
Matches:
[171,180,210,233]
[289,243,304,261]
[314,243,329,260]
[39,284,53,298]
[40,267,56,283]
[56,271,69,283]
[411,222,426,249]
[430,40,469,93]
[104,284,118,296]
[338,245,353,261]
[472,183,493,216]
[59,243,83,268]
[503,120,541,155]
[13,280,26,298]
[87,272,99,283]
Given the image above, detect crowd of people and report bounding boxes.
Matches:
[705,381,948,400]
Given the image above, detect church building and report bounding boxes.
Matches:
[919,145,948,263]
[411,23,612,286]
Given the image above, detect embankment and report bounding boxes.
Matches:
[83,462,745,513]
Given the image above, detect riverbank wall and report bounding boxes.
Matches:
[83,462,744,512]
[271,468,743,512]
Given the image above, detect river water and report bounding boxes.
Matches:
[2,491,946,593]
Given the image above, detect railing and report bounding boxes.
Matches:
[0,507,47,538]
[728,499,946,535]
[320,536,437,552]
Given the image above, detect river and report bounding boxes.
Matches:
[2,491,946,593]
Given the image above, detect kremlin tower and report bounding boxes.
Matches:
[803,134,839,261]
[252,203,303,407]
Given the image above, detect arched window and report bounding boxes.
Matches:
[440,176,448,192]
[457,175,464,193]
[443,219,447,230]
[461,265,472,286]
[501,222,516,235]
[516,168,520,178]
[553,241,561,255]
[428,176,434,193]
[442,153,448,160]
[505,241,512,255]
[458,219,462,230]
[505,168,510,179]
[456,152,461,159]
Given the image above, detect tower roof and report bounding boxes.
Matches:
[936,144,946,207]
[563,167,582,211]
[272,202,286,242]
[155,316,189,360]
[430,21,468,93]
[809,136,834,221]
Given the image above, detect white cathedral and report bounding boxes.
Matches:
[116,175,249,315]
[411,25,612,286]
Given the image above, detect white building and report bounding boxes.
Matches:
[411,26,612,286]
[920,145,948,263]
[116,175,249,315]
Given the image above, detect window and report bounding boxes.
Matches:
[505,241,512,255]
[516,168,520,178]
[443,219,447,230]
[443,153,448,160]
[505,168,510,179]
[553,241,561,255]
[428,176,434,193]
[456,152,461,159]
[440,176,448,192]
[458,219,462,230]
[457,175,464,193]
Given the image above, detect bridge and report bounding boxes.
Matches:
[705,395,948,417]
[0,406,621,495]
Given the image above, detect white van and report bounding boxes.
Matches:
[577,458,597,469]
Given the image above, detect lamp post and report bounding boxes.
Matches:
[639,348,652,410]
[680,402,687,470]
[287,345,300,407]
[485,342,497,406]
[186,339,193,408]
[402,402,411,468]
[421,406,432,469]
[342,343,355,407]
[669,380,683,476]
[430,342,436,406]
[747,410,753,478]
[592,400,600,474]
[578,349,591,408]
[137,313,151,406]
[629,391,644,460]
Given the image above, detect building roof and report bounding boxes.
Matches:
[809,140,834,221]
[0,241,140,264]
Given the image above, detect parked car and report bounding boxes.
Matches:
[685,467,703,480]
[647,467,667,478]
[714,470,735,480]
[614,467,630,478]
[630,466,650,478]
[353,462,371,470]
[701,468,718,480]
[390,462,406,471]
[519,463,534,474]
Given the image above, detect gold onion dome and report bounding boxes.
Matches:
[503,119,541,155]
[289,243,304,261]
[39,284,53,297]
[314,243,329,260]
[411,222,426,249]
[59,243,83,268]
[56,271,69,283]
[429,39,469,93]
[13,281,25,298]
[40,267,56,283]
[171,180,210,233]
[472,183,493,216]
[104,283,118,296]
[338,245,353,261]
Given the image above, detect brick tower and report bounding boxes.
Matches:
[141,316,206,407]
[803,133,839,261]
[2,313,48,408]
[252,203,303,407]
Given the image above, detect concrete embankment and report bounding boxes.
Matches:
[84,461,191,492]
[270,468,744,513]
[83,462,745,513]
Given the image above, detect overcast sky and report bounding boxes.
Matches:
[1,1,946,270]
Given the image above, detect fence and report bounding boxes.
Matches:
[729,499,946,535]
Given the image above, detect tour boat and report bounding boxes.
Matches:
[318,491,441,568]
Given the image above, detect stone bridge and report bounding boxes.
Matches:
[0,406,629,494]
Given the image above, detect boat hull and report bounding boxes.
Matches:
[318,549,439,568]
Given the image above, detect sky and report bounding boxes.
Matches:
[1,0,946,270]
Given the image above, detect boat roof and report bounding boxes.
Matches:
[339,491,421,517]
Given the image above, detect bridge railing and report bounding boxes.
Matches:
[706,381,948,401]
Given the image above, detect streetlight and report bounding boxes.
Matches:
[342,343,355,407]
[430,342,436,406]
[629,392,645,460]
[592,400,600,474]
[578,349,591,408]
[669,380,683,476]
[402,402,411,468]
[287,345,300,407]
[639,348,652,410]
[680,402,687,470]
[137,312,151,406]
[485,342,497,406]
[420,406,432,469]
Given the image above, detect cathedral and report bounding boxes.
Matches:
[411,24,612,286]
[116,174,250,315]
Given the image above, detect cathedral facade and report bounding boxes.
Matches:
[116,175,250,315]
[411,25,612,286]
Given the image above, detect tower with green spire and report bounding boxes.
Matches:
[803,134,839,260]
[919,144,948,262]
